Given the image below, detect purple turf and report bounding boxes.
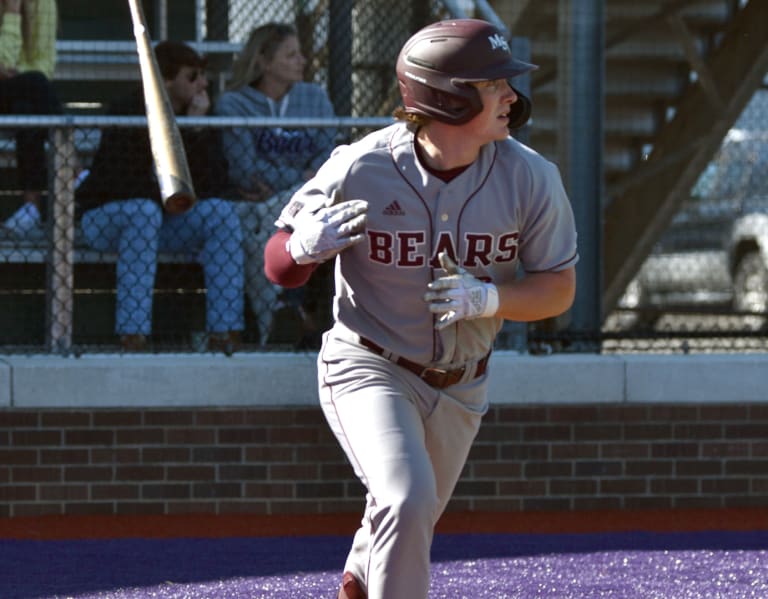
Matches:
[2,531,766,598]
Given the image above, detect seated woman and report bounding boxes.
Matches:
[214,22,337,346]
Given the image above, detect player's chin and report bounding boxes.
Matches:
[492,119,511,140]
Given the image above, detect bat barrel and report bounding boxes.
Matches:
[127,0,197,214]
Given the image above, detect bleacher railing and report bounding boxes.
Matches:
[0,116,391,355]
[3,108,768,355]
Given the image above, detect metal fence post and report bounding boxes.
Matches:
[329,0,353,116]
[46,127,76,355]
[557,0,604,351]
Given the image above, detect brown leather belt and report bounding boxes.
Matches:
[359,337,490,389]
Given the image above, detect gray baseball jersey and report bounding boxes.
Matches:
[277,121,579,366]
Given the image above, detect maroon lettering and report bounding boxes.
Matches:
[497,232,519,262]
[365,229,520,266]
[465,234,493,267]
[368,231,394,264]
[397,232,426,267]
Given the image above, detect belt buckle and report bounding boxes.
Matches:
[420,365,464,389]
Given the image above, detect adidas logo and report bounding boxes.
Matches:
[383,200,405,216]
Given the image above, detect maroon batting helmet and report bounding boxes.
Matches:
[396,19,537,128]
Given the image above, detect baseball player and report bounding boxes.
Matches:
[264,19,578,599]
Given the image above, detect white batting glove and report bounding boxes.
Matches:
[424,252,499,330]
[289,190,368,265]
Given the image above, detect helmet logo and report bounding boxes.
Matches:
[488,33,510,53]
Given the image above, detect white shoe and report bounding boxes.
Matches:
[3,203,42,238]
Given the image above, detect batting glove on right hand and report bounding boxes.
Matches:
[424,252,499,330]
[289,191,368,265]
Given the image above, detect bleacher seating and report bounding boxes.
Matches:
[52,39,243,112]
[0,39,244,349]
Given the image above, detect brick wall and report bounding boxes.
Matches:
[1,404,767,518]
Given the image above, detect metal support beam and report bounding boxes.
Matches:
[666,14,724,112]
[205,0,228,40]
[557,0,604,350]
[46,128,76,355]
[329,0,353,116]
[603,0,768,313]
[153,0,168,41]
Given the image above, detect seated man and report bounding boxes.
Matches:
[75,41,244,352]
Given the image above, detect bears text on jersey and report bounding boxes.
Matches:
[367,229,519,268]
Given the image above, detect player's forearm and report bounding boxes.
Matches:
[495,267,576,322]
[264,229,318,288]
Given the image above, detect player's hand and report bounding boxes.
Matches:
[424,252,499,330]
[289,190,368,264]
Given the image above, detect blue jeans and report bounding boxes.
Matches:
[81,198,245,336]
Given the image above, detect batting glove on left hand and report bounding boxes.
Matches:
[289,190,368,265]
[424,252,499,330]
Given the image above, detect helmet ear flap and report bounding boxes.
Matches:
[431,84,483,124]
[404,82,483,125]
[508,88,532,130]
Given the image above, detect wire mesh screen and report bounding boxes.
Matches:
[604,101,768,354]
[1,0,768,355]
[0,119,386,355]
[208,0,433,118]
[508,0,768,354]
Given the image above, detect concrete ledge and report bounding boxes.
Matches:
[1,352,767,408]
[625,354,768,403]
[3,353,318,408]
[487,352,626,404]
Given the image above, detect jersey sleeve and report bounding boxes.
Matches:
[264,229,318,288]
[518,158,579,273]
[274,142,356,230]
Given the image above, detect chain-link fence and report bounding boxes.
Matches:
[586,1,767,355]
[602,100,768,354]
[0,117,389,354]
[1,0,767,354]
[507,0,768,355]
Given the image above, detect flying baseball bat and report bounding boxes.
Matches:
[127,0,196,214]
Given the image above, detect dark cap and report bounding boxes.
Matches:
[154,40,207,80]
